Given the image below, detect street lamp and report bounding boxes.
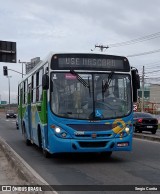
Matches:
[6,76,12,109]
[18,60,27,78]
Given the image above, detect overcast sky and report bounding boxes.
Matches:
[1,0,160,103]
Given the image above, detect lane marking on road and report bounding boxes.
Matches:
[4,119,16,122]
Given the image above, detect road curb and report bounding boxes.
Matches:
[133,133,160,142]
[0,137,57,194]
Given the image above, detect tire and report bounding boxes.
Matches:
[38,128,51,158]
[38,130,42,149]
[43,149,51,158]
[134,126,137,133]
[106,151,112,157]
[100,151,112,158]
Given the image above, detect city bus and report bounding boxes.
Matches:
[18,52,140,157]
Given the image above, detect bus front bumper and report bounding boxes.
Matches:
[48,135,132,154]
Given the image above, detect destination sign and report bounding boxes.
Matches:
[51,54,130,71]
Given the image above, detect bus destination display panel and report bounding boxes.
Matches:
[51,54,130,71]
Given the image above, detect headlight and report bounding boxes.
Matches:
[50,125,71,138]
[125,127,130,133]
[55,127,61,133]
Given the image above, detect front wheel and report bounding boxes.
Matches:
[38,129,51,158]
[43,149,51,158]
[100,151,112,158]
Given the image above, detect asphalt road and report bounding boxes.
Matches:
[0,115,160,194]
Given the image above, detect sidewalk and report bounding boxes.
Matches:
[0,112,26,193]
[0,147,27,194]
[0,137,55,194]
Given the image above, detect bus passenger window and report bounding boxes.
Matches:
[33,74,36,103]
[23,82,25,104]
[31,76,34,102]
[36,72,39,101]
[38,69,43,101]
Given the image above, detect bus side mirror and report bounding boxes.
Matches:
[132,69,140,102]
[42,74,49,90]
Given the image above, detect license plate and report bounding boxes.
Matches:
[147,126,153,128]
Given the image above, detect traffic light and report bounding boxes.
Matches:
[3,66,8,76]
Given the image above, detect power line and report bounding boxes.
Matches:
[140,61,160,69]
[145,65,160,70]
[145,69,160,74]
[127,48,160,57]
[145,75,160,78]
[93,31,160,58]
[108,32,160,47]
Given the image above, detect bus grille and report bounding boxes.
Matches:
[74,134,112,138]
[67,124,113,131]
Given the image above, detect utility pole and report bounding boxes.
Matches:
[7,76,12,109]
[141,66,145,112]
[94,45,109,52]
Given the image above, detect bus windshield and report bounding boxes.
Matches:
[50,72,131,120]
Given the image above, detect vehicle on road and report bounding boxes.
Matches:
[133,112,158,134]
[6,110,17,119]
[17,52,140,158]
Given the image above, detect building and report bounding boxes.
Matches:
[137,84,160,113]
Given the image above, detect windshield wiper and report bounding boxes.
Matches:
[70,70,91,96]
[102,71,114,100]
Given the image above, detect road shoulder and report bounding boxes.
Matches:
[0,136,56,194]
